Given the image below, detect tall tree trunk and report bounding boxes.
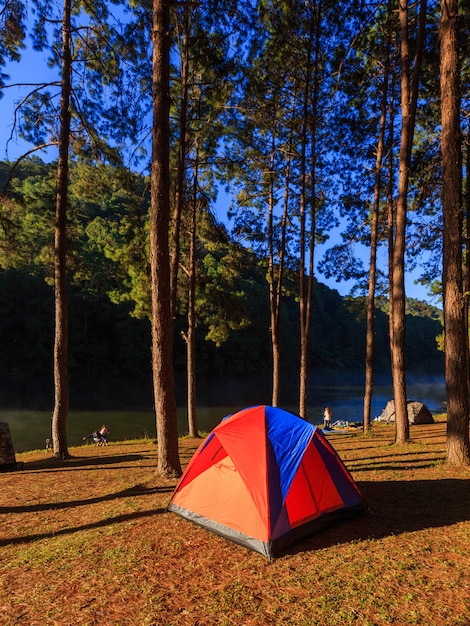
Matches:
[391,0,426,444]
[387,68,396,391]
[270,141,290,407]
[391,0,412,444]
[151,0,182,477]
[170,6,191,322]
[298,82,310,418]
[364,4,392,432]
[440,0,470,466]
[186,151,199,438]
[299,0,320,418]
[51,0,71,460]
[268,122,290,408]
[465,124,470,399]
[267,150,280,407]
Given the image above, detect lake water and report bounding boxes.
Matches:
[2,380,447,453]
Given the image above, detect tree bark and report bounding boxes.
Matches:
[299,0,320,418]
[440,0,470,466]
[464,124,470,402]
[391,0,412,444]
[151,0,182,477]
[268,125,290,408]
[186,151,199,438]
[298,71,310,419]
[51,0,71,460]
[170,6,190,323]
[272,147,290,407]
[390,0,426,444]
[364,0,392,433]
[267,152,280,407]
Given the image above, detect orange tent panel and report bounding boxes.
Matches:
[216,407,269,529]
[171,454,269,542]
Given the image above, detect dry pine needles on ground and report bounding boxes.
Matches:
[0,419,469,626]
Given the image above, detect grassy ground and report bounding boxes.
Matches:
[1,418,469,626]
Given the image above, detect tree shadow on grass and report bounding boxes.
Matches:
[350,456,445,472]
[0,507,168,547]
[0,483,174,515]
[346,447,446,466]
[285,478,470,557]
[16,454,146,472]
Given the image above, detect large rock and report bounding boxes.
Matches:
[377,400,434,424]
[0,422,17,469]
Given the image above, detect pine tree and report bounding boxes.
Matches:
[440,0,470,466]
[150,0,181,477]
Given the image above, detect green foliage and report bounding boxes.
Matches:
[69,162,152,316]
[0,161,56,275]
[194,214,252,347]
[2,1,150,167]
[0,0,26,77]
[0,152,444,410]
[376,295,442,322]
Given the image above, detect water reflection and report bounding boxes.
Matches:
[304,382,447,425]
[3,382,447,453]
[180,382,447,432]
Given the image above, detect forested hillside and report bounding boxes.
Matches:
[0,255,443,411]
[0,158,443,410]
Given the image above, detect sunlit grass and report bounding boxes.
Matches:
[1,422,469,625]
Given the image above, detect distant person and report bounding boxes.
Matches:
[83,424,110,446]
[98,424,110,445]
[323,407,333,430]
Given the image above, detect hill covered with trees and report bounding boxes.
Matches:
[0,265,443,410]
[0,155,443,411]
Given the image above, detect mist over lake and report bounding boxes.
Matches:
[3,378,446,454]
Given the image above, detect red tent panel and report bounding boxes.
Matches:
[173,433,228,493]
[285,439,344,527]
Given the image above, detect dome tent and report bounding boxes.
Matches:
[377,400,434,424]
[168,405,365,558]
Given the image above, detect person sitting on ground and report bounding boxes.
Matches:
[98,424,110,445]
[83,424,110,446]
